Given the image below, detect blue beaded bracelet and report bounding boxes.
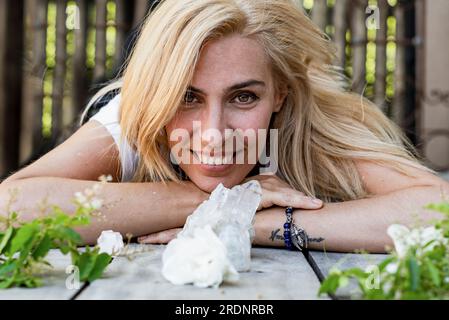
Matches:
[283,206,294,250]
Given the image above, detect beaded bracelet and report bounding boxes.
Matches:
[283,207,294,250]
[283,206,325,251]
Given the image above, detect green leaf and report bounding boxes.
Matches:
[0,276,16,289]
[0,226,13,254]
[408,256,420,291]
[10,211,18,221]
[344,267,367,278]
[378,256,397,272]
[87,253,111,282]
[70,213,91,226]
[58,243,71,255]
[57,227,82,245]
[70,249,80,264]
[338,276,349,288]
[32,234,52,259]
[0,261,17,278]
[425,260,441,287]
[425,202,449,215]
[319,273,341,295]
[9,223,38,255]
[77,252,97,281]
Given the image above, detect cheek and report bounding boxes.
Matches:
[165,114,193,147]
[227,105,273,131]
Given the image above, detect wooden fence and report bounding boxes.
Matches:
[0,0,423,178]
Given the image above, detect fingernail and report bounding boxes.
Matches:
[312,198,322,204]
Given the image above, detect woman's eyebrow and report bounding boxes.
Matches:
[187,80,266,94]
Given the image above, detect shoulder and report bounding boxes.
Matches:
[86,93,139,182]
[354,159,447,196]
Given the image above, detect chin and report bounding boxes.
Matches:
[182,165,254,193]
[190,175,242,193]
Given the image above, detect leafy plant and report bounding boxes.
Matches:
[0,176,113,288]
[318,200,449,299]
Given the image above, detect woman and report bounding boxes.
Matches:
[1,0,448,253]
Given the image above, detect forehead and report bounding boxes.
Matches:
[192,34,272,88]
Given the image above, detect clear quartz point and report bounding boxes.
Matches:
[179,180,262,271]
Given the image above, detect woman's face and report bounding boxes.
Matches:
[165,34,286,193]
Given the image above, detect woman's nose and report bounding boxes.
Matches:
[199,102,227,147]
[201,102,226,133]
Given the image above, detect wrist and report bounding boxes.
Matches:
[180,181,209,216]
[252,208,285,247]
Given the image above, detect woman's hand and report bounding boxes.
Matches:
[243,173,323,211]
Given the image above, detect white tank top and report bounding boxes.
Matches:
[88,94,139,182]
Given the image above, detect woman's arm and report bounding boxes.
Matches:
[0,121,208,245]
[253,161,449,253]
[0,177,207,245]
[253,185,447,252]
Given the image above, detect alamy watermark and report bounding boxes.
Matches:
[64,4,380,31]
[366,5,380,30]
[66,3,80,30]
[364,265,380,290]
[65,265,80,290]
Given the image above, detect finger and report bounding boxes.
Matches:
[138,228,182,244]
[137,233,159,244]
[269,190,323,209]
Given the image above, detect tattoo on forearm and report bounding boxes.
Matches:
[308,237,325,243]
[269,228,325,244]
[269,228,284,241]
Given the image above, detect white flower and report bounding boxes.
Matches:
[162,225,239,288]
[90,198,103,210]
[385,262,399,274]
[74,192,88,206]
[387,224,410,258]
[74,186,104,210]
[387,224,448,258]
[97,230,124,256]
[419,226,446,249]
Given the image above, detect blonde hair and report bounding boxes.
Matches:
[83,0,434,202]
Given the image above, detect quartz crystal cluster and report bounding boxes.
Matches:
[161,180,262,288]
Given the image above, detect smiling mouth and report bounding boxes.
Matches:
[190,150,241,165]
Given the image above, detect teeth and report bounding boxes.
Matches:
[223,155,233,164]
[193,151,232,166]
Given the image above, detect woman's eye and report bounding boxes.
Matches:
[232,92,259,105]
[183,91,198,105]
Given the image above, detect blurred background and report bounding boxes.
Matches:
[0,0,448,181]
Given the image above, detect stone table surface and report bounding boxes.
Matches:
[0,244,390,300]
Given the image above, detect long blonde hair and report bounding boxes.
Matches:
[83,0,434,202]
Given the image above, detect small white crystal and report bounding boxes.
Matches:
[162,180,262,287]
[97,230,124,256]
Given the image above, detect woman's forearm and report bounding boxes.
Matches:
[253,185,448,253]
[0,177,207,245]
